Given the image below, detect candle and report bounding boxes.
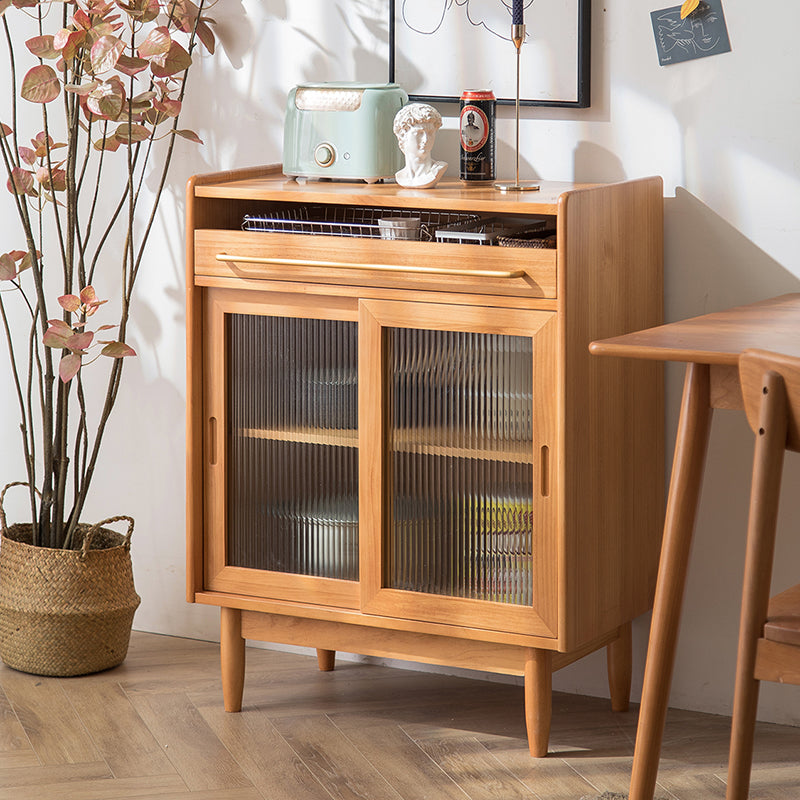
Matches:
[512,0,524,26]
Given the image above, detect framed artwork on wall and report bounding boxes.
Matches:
[389,0,591,108]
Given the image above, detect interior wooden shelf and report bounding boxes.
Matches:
[392,431,534,464]
[237,426,533,463]
[239,427,358,448]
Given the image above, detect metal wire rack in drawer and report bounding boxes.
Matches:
[434,216,549,246]
[242,205,481,242]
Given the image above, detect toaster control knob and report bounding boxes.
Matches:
[314,143,335,167]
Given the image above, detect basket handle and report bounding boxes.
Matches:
[80,515,135,560]
[0,482,41,535]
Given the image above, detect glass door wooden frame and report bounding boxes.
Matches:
[203,287,361,609]
[358,298,559,637]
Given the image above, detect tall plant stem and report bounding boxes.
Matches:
[2,17,20,168]
[0,102,51,544]
[131,3,205,287]
[64,355,124,546]
[42,104,75,547]
[0,294,39,536]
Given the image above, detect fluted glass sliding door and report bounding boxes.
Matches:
[388,326,537,606]
[359,300,558,637]
[203,290,360,609]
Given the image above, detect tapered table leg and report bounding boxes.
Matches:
[629,362,713,799]
[221,607,246,712]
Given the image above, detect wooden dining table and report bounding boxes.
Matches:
[590,292,800,800]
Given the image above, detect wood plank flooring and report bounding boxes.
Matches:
[0,631,797,799]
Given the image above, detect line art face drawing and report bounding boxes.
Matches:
[650,1,731,66]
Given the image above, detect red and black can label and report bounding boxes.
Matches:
[459,90,496,181]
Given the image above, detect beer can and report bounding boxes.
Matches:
[459,90,496,182]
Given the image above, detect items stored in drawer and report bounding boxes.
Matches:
[433,216,548,246]
[242,205,479,241]
[241,204,554,248]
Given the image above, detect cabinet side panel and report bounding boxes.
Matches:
[187,165,284,602]
[559,177,665,649]
[186,177,206,601]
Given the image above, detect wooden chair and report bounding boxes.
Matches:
[726,349,800,800]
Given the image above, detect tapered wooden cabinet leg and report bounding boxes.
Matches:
[220,607,246,712]
[607,622,632,712]
[524,648,552,757]
[317,648,336,671]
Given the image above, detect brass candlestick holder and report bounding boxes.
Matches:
[495,23,539,193]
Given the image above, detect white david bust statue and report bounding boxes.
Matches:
[392,103,448,189]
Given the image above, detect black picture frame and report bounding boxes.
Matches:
[389,0,591,108]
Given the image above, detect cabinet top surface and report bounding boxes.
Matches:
[191,165,602,214]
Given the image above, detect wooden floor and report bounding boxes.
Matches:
[0,632,798,800]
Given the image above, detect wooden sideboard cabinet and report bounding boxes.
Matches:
[185,165,664,756]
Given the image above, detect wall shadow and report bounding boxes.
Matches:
[665,187,800,322]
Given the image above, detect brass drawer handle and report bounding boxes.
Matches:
[215,253,525,279]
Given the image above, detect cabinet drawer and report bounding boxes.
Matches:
[194,229,557,299]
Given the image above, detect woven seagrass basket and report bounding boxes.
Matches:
[0,486,141,676]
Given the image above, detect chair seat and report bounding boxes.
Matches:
[765,583,800,646]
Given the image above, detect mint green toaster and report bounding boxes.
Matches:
[283,82,408,183]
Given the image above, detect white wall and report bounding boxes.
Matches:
[2,0,799,726]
